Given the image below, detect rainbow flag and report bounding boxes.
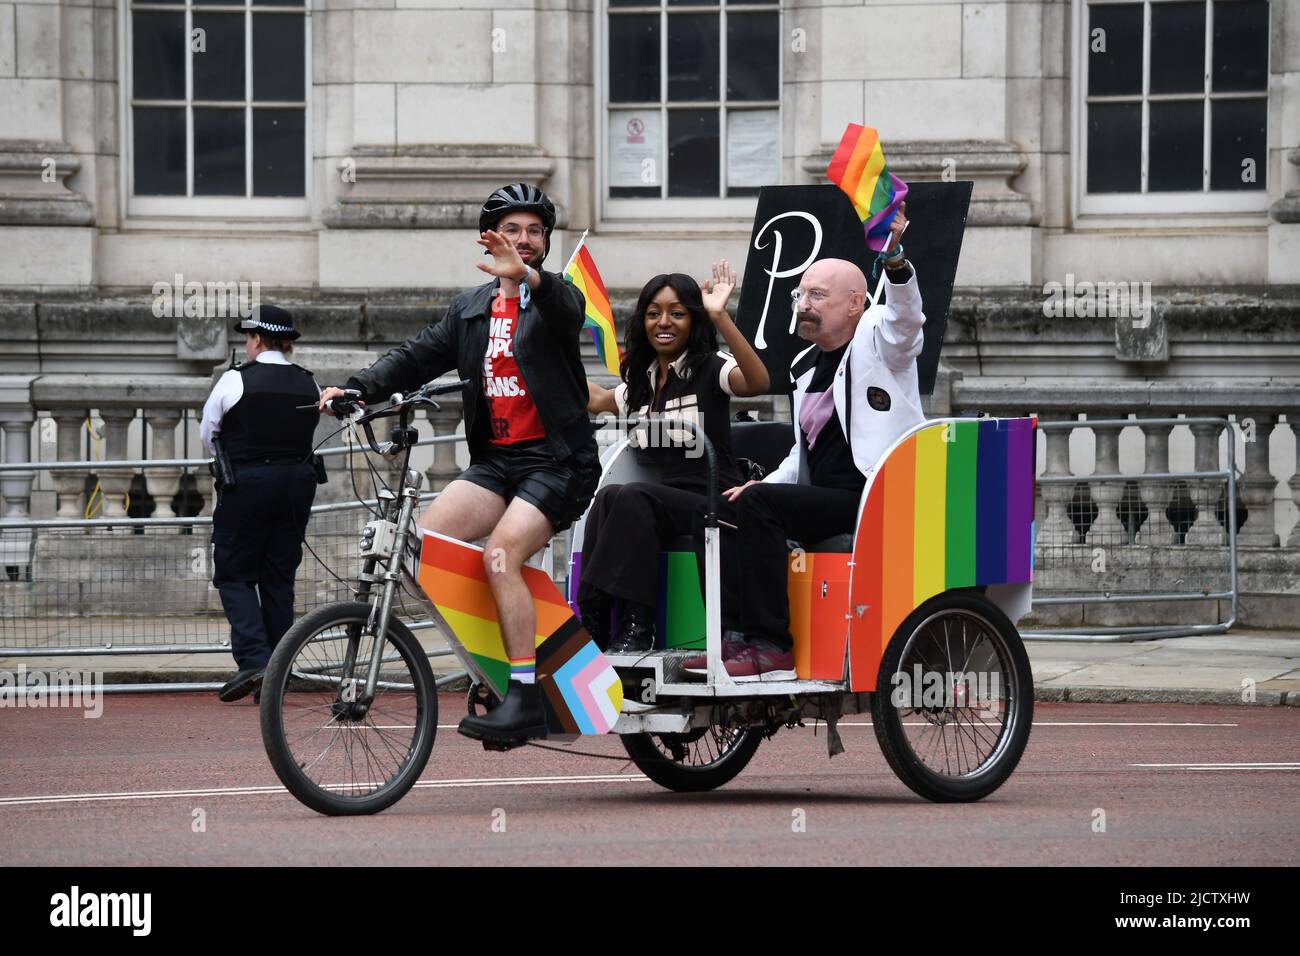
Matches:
[563,231,620,376]
[826,123,909,252]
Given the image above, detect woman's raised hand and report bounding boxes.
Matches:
[701,259,737,318]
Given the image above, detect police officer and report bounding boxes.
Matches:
[201,304,321,702]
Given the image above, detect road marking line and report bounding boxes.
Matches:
[0,773,649,808]
[1128,764,1300,770]
[833,721,1239,728]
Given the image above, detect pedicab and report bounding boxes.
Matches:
[258,377,1037,815]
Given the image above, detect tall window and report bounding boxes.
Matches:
[127,0,309,215]
[1081,0,1268,211]
[605,0,781,209]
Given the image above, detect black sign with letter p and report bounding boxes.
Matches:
[734,182,973,396]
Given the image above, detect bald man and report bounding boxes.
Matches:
[685,207,924,681]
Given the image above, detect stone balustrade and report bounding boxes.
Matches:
[950,377,1300,552]
[27,375,214,526]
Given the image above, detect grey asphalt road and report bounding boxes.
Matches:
[1,693,1297,866]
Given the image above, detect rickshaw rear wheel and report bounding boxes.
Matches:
[621,719,762,793]
[870,590,1033,802]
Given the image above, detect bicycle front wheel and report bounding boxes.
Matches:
[260,601,438,816]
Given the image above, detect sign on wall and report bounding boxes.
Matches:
[609,111,661,188]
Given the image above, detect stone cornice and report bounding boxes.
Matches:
[322,145,557,229]
[1269,147,1300,223]
[0,141,94,227]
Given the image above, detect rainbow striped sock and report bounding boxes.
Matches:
[509,655,536,685]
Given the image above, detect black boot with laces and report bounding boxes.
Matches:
[608,601,655,655]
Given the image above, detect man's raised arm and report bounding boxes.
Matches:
[345,303,459,403]
[872,267,926,373]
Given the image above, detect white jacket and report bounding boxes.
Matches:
[764,268,926,486]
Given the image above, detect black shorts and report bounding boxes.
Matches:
[459,438,601,533]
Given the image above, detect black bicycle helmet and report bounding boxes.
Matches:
[478,182,557,263]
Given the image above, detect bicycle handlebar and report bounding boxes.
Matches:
[346,379,472,457]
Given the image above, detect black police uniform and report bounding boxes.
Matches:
[211,359,320,673]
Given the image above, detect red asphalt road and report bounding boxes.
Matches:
[1,693,1297,866]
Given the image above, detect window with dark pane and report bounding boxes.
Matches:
[727,12,779,101]
[1210,97,1266,190]
[254,109,306,196]
[192,12,245,102]
[254,13,305,102]
[1150,2,1206,94]
[194,108,246,195]
[668,14,719,102]
[133,108,186,195]
[608,1,779,200]
[610,14,660,103]
[1148,101,1205,191]
[668,109,719,197]
[133,12,186,100]
[1212,0,1269,92]
[1087,101,1142,193]
[1088,3,1143,96]
[130,2,309,202]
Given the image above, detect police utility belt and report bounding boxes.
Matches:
[209,438,327,490]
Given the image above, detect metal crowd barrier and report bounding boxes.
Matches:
[0,435,471,691]
[0,416,1243,693]
[1020,417,1238,643]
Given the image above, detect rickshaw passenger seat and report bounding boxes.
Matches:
[731,421,795,474]
[787,534,854,554]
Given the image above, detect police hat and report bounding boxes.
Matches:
[234,304,300,340]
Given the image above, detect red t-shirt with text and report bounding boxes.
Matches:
[482,295,546,445]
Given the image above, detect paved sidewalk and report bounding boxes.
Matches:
[1026,631,1300,706]
[2,629,1298,706]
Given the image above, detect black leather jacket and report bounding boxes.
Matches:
[346,271,595,460]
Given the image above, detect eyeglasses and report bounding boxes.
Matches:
[790,288,831,305]
[499,224,546,240]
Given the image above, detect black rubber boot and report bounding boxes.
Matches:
[579,592,614,651]
[608,601,655,655]
[457,680,546,744]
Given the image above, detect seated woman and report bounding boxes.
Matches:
[578,261,769,654]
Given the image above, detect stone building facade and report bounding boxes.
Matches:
[0,0,1298,626]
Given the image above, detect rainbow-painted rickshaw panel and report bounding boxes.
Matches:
[847,417,1036,692]
[417,533,622,735]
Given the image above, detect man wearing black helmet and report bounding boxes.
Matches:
[202,304,322,703]
[319,183,599,746]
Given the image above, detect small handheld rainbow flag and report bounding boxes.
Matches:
[826,123,909,252]
[562,230,620,376]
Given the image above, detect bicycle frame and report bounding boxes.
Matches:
[333,387,1036,737]
[336,383,625,736]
